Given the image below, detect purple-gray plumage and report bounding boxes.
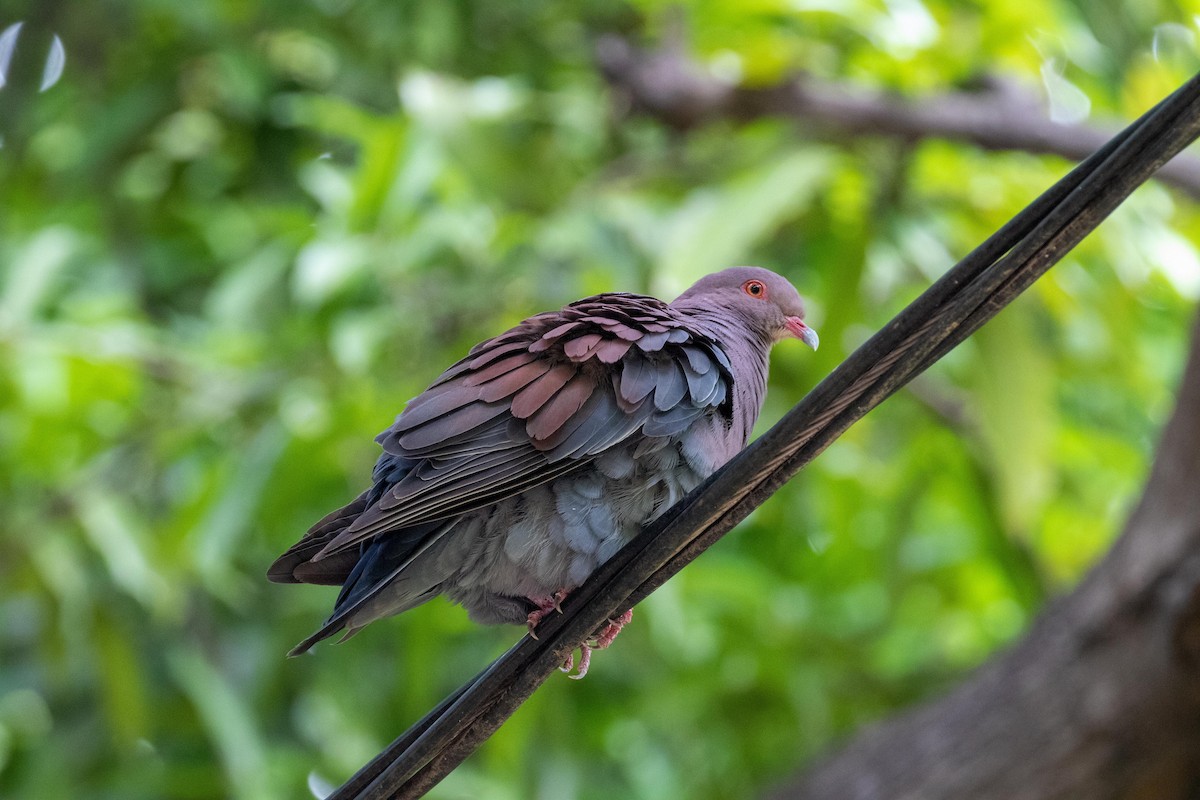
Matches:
[269,266,817,663]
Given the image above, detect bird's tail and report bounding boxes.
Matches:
[287,618,351,657]
[284,520,454,656]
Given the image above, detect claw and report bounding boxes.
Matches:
[568,645,592,680]
[526,588,572,636]
[562,608,633,679]
[592,608,633,650]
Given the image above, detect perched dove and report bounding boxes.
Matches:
[269,266,818,674]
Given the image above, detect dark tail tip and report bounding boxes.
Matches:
[286,618,348,658]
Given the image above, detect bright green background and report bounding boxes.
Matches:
[2,1,1199,798]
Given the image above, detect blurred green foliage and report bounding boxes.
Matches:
[2,1,1199,798]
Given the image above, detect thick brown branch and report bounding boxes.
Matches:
[771,309,1200,800]
[595,36,1200,199]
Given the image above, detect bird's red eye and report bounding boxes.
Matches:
[743,280,767,299]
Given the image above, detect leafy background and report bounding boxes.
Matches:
[2,1,1199,798]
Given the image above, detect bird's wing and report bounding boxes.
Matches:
[305,293,734,561]
[266,489,372,584]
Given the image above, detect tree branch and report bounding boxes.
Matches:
[595,36,1200,199]
[327,68,1200,799]
[770,308,1200,800]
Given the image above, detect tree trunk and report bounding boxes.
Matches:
[771,309,1200,800]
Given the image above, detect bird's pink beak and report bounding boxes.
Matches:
[785,316,819,350]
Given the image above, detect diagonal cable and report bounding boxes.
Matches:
[326,68,1200,800]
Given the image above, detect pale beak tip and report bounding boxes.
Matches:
[786,317,819,350]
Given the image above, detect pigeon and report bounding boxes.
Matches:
[269,266,818,675]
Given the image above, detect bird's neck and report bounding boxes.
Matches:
[728,334,772,447]
[686,311,773,446]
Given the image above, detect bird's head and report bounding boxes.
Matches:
[672,266,819,350]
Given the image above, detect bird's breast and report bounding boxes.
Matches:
[455,423,744,600]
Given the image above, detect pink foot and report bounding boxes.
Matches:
[589,608,633,650]
[565,646,591,679]
[525,589,570,639]
[561,608,634,680]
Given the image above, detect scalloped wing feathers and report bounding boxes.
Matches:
[272,293,735,572]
